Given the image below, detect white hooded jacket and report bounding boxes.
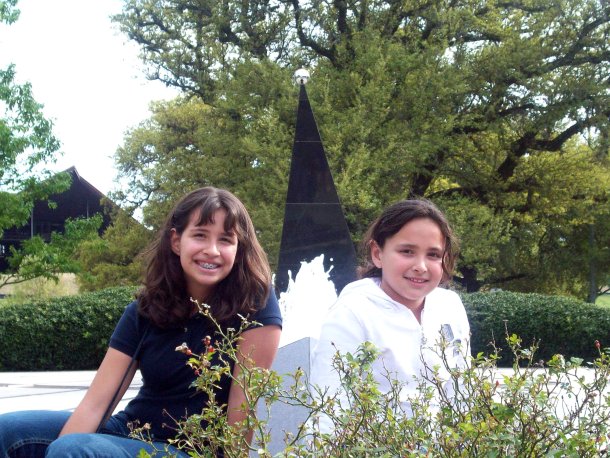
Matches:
[310,277,470,430]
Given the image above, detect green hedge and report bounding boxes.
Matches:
[2,287,609,371]
[0,286,137,371]
[463,291,610,366]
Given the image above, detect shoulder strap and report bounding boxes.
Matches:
[96,324,150,433]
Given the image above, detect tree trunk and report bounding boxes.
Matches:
[456,266,481,293]
[587,224,597,303]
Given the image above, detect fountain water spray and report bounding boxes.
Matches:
[278,254,338,347]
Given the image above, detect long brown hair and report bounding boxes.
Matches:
[138,187,271,328]
[359,199,459,283]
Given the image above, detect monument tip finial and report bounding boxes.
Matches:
[293,68,310,85]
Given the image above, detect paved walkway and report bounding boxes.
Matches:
[0,371,142,415]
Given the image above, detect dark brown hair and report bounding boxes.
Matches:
[138,187,271,328]
[359,199,459,283]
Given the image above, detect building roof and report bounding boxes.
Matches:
[30,166,110,224]
[1,166,113,245]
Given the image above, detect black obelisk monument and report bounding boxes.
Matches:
[276,81,358,294]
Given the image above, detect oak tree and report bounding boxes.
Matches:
[113,0,610,297]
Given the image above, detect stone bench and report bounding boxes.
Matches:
[254,337,312,455]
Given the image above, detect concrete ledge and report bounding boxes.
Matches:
[0,370,143,414]
[254,337,312,455]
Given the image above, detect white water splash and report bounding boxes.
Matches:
[278,254,338,347]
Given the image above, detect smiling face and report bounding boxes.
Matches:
[371,217,445,314]
[170,209,238,302]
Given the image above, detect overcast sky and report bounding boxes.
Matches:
[0,0,178,195]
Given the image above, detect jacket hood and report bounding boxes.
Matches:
[337,277,400,311]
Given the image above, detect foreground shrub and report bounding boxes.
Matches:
[0,286,136,371]
[463,291,610,366]
[135,304,610,457]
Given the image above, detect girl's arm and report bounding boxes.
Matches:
[59,347,136,436]
[227,324,281,442]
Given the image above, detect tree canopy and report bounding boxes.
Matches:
[112,0,610,298]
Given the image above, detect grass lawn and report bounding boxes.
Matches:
[0,274,79,305]
[597,294,610,309]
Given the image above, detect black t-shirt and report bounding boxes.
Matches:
[109,289,282,441]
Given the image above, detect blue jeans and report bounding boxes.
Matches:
[0,410,190,458]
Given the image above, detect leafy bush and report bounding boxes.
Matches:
[76,209,151,292]
[0,286,137,371]
[134,307,610,457]
[463,291,610,366]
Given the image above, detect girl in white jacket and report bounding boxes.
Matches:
[310,199,470,430]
